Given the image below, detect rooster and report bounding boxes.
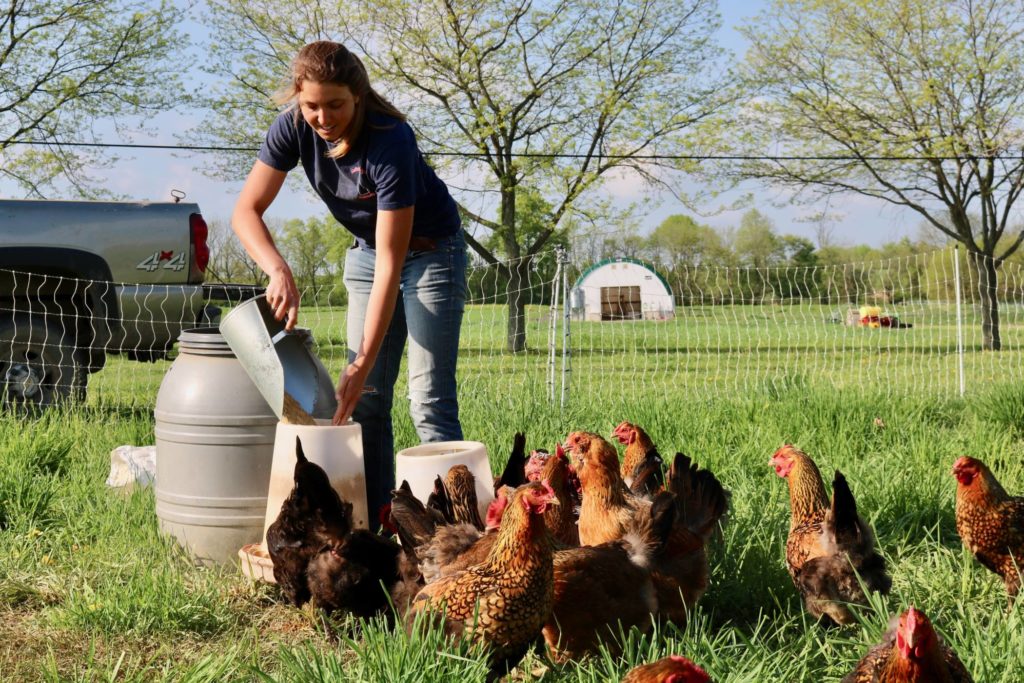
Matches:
[842,606,973,682]
[622,655,712,683]
[265,436,352,606]
[409,481,558,681]
[566,431,727,625]
[952,456,1024,601]
[613,421,665,496]
[771,445,891,625]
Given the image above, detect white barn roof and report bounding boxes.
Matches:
[570,258,675,321]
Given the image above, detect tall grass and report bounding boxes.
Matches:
[2,378,1024,680]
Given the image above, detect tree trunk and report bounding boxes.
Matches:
[970,250,1002,351]
[505,259,528,353]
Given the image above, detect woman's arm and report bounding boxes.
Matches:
[333,206,414,424]
[232,160,301,330]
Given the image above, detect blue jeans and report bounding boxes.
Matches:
[343,232,468,526]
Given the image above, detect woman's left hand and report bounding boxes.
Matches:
[333,360,370,425]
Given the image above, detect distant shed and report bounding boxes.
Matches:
[570,258,675,321]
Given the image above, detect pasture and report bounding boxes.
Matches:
[2,303,1024,681]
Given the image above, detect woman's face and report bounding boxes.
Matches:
[297,81,359,143]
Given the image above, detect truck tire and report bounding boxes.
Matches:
[0,314,86,407]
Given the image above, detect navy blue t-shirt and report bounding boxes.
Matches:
[257,110,461,247]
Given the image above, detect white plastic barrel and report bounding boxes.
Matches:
[154,328,277,564]
[395,441,494,519]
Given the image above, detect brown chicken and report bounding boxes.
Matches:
[842,606,973,682]
[540,445,581,547]
[542,497,675,661]
[409,481,558,681]
[266,436,353,606]
[771,445,891,625]
[952,456,1024,600]
[566,431,727,625]
[306,529,422,618]
[614,421,665,496]
[621,655,712,683]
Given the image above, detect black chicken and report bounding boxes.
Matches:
[265,436,352,606]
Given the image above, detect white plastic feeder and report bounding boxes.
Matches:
[395,440,493,519]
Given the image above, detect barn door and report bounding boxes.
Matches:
[600,286,641,320]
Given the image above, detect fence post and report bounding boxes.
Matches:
[954,244,965,397]
[548,251,562,403]
[558,247,571,409]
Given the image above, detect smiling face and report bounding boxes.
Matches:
[297,80,359,143]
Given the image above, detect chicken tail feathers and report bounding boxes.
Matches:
[390,480,438,551]
[295,436,308,464]
[829,470,860,544]
[629,448,665,498]
[494,432,528,495]
[668,453,728,540]
[427,475,455,525]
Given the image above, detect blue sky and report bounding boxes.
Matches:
[3,1,923,248]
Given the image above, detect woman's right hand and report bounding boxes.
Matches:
[266,265,300,331]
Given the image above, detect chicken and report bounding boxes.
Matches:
[409,481,558,681]
[566,431,727,625]
[771,445,891,625]
[306,529,422,618]
[542,498,675,661]
[842,606,973,682]
[621,655,712,683]
[952,456,1024,601]
[567,431,641,547]
[540,444,581,547]
[265,436,352,606]
[613,421,664,493]
[445,464,485,530]
[493,432,528,495]
[388,480,439,553]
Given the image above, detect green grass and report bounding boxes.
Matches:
[2,374,1024,680]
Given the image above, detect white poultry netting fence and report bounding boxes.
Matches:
[1,245,1023,411]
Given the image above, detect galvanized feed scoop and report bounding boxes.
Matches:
[218,294,338,421]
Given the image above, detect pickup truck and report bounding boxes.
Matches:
[0,198,224,405]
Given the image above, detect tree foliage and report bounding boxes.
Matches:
[195,0,734,350]
[0,0,187,196]
[735,0,1024,348]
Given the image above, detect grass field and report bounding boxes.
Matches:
[3,304,1024,681]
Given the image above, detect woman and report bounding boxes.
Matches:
[232,41,467,524]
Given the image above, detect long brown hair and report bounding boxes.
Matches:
[277,41,405,158]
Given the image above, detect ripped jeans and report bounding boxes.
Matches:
[343,232,468,526]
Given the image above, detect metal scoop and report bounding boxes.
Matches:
[218,294,338,421]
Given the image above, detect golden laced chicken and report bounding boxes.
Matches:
[842,606,973,682]
[408,481,559,681]
[613,421,665,497]
[265,436,353,606]
[952,456,1024,601]
[771,445,891,625]
[565,431,727,625]
[621,655,712,683]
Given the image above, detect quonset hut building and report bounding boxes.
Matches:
[570,258,675,321]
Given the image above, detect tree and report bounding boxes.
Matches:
[196,0,733,351]
[732,209,783,268]
[1,0,186,196]
[277,216,349,304]
[737,0,1024,349]
[648,214,724,267]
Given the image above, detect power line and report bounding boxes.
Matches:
[6,139,1020,162]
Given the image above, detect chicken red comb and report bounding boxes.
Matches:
[378,503,397,534]
[555,442,565,459]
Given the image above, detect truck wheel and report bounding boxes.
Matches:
[0,315,86,407]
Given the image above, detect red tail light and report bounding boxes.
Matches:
[189,213,210,279]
